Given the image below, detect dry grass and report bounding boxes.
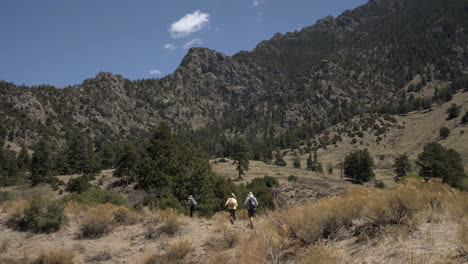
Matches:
[113,206,139,225]
[231,179,466,263]
[235,222,297,264]
[296,242,346,264]
[0,239,10,255]
[141,240,192,264]
[144,208,182,239]
[34,248,75,264]
[78,204,115,239]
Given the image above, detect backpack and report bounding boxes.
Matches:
[228,198,235,207]
[188,199,197,207]
[248,197,257,209]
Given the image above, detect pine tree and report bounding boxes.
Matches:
[293,154,301,168]
[113,143,140,185]
[416,142,466,188]
[30,139,53,186]
[344,149,375,184]
[462,111,468,124]
[17,145,30,172]
[274,150,287,167]
[446,103,461,120]
[231,136,251,179]
[393,154,411,181]
[0,146,19,186]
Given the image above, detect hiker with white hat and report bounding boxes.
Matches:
[187,195,197,218]
[244,191,258,229]
[225,193,238,224]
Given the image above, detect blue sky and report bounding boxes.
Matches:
[0,0,368,87]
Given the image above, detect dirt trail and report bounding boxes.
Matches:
[0,210,253,264]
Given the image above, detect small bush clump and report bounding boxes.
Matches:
[61,188,127,206]
[78,204,115,239]
[288,175,298,182]
[65,174,93,193]
[145,208,182,239]
[7,195,67,233]
[35,248,75,264]
[142,240,192,264]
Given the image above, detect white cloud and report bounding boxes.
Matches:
[252,0,267,7]
[182,38,203,49]
[149,69,162,75]
[164,43,176,51]
[169,10,209,38]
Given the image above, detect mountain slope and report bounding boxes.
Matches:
[1,0,468,153]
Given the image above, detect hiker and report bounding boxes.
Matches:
[244,191,258,229]
[225,193,238,224]
[187,195,197,218]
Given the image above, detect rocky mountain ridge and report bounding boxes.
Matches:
[1,0,467,150]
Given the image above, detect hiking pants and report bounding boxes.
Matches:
[229,209,237,222]
[190,207,195,218]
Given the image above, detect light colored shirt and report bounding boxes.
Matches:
[225,197,238,210]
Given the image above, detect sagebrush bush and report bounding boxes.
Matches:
[34,248,75,264]
[142,240,192,264]
[113,206,139,225]
[296,242,346,264]
[0,239,10,254]
[79,204,115,238]
[7,195,67,233]
[145,208,181,239]
[61,188,127,206]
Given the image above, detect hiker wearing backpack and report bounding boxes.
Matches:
[225,193,238,224]
[244,191,258,229]
[187,195,197,218]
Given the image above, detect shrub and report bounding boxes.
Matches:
[35,248,75,264]
[439,127,450,138]
[288,175,298,182]
[113,206,139,225]
[462,111,468,124]
[296,243,345,264]
[165,240,193,261]
[0,239,10,254]
[79,204,115,238]
[446,103,461,120]
[145,208,181,239]
[7,195,67,233]
[374,180,386,189]
[61,188,127,206]
[263,175,279,188]
[65,175,92,193]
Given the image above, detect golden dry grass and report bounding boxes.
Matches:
[34,248,75,264]
[229,179,466,263]
[296,242,346,264]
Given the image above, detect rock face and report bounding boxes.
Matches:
[1,0,467,145]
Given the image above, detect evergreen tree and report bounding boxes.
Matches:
[393,154,411,181]
[30,139,54,186]
[462,111,468,124]
[293,154,301,168]
[446,103,461,120]
[136,122,218,216]
[274,150,287,167]
[230,136,251,179]
[416,142,466,188]
[113,143,140,185]
[17,145,30,172]
[306,152,314,170]
[327,163,334,175]
[439,127,450,138]
[344,149,375,184]
[0,146,19,186]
